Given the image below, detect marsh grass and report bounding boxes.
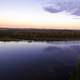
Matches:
[0,29,80,41]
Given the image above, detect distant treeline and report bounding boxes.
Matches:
[0,28,80,41]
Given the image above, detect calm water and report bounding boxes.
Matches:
[0,41,80,80]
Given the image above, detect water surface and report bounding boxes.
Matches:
[0,41,80,80]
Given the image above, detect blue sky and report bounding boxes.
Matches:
[0,0,80,29]
[0,0,42,17]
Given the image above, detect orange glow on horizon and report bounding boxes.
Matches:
[0,13,80,29]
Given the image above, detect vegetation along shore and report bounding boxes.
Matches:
[0,28,80,41]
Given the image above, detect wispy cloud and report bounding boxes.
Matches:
[42,0,80,16]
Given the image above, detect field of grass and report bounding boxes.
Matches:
[0,28,80,41]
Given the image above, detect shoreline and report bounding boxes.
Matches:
[0,28,80,41]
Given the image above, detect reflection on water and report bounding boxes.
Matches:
[0,41,80,80]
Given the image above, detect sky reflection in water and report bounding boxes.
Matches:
[0,41,80,80]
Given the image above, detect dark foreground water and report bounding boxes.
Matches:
[0,41,80,80]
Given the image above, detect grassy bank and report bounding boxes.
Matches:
[0,28,80,41]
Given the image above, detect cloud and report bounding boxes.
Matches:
[42,0,80,16]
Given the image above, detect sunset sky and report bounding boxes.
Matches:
[0,0,80,29]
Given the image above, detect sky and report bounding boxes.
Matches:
[0,0,80,29]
